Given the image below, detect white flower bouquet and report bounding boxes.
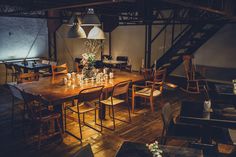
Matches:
[81,52,95,67]
[146,141,163,157]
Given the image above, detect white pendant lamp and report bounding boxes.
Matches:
[87,26,105,39]
[67,24,87,38]
[82,8,101,26]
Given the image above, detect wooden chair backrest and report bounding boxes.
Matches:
[21,91,43,120]
[8,84,23,100]
[13,65,23,73]
[112,80,131,97]
[183,55,196,80]
[140,68,154,81]
[4,63,14,71]
[51,63,68,77]
[153,68,166,83]
[77,86,104,103]
[17,72,39,84]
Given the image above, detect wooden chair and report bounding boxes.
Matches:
[100,80,132,130]
[17,72,39,84]
[8,84,25,132]
[22,91,63,149]
[182,55,208,93]
[64,86,104,141]
[72,144,94,157]
[4,62,17,83]
[161,102,202,145]
[51,63,68,79]
[13,64,23,74]
[116,56,128,70]
[132,69,166,113]
[39,60,57,77]
[75,62,84,73]
[140,68,154,81]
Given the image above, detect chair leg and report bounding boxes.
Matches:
[11,97,15,132]
[64,108,67,132]
[56,118,63,141]
[126,94,131,122]
[100,110,103,132]
[132,95,135,113]
[77,113,83,140]
[5,70,8,84]
[150,97,154,112]
[111,105,116,130]
[38,123,43,150]
[127,102,131,122]
[187,82,189,91]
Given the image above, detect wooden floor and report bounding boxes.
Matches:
[0,85,234,157]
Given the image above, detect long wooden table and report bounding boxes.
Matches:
[15,71,144,105]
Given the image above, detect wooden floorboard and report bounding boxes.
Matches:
[0,85,234,157]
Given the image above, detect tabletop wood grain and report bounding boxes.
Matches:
[15,71,144,104]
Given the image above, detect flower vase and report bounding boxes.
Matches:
[82,65,95,79]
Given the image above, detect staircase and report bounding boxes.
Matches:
[155,22,224,74]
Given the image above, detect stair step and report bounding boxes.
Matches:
[177,50,186,54]
[161,63,171,68]
[180,45,192,49]
[155,23,224,75]
[170,56,179,61]
[190,38,202,42]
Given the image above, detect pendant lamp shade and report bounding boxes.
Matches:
[81,8,101,26]
[67,24,86,38]
[67,15,77,26]
[87,26,105,39]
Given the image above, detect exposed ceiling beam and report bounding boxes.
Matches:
[160,0,227,16]
[0,0,135,15]
[44,0,134,11]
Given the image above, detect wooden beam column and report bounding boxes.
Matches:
[47,10,62,61]
[144,0,153,68]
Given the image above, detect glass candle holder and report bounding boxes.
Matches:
[233,79,236,94]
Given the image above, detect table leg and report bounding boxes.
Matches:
[23,67,28,73]
[99,90,108,120]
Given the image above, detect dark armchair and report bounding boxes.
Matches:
[75,58,83,72]
[102,54,112,60]
[161,102,202,144]
[116,56,129,70]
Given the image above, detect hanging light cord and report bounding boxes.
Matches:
[24,20,46,61]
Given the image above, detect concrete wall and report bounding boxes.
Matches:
[0,17,48,84]
[0,17,48,60]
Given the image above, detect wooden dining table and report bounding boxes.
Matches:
[14,71,144,122]
[15,71,143,105]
